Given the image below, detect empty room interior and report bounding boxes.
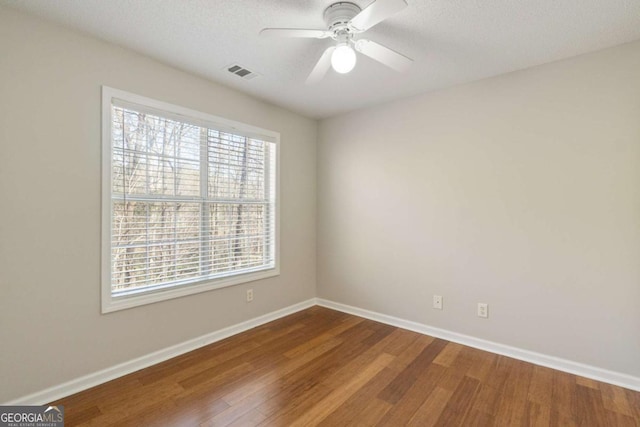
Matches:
[1,0,640,425]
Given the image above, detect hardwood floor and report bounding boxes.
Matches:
[52,306,640,426]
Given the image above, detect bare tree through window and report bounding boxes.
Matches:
[110,105,276,295]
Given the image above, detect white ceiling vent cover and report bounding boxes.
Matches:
[225,64,260,81]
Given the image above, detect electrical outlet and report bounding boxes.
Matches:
[246,289,254,302]
[433,295,443,310]
[477,303,488,318]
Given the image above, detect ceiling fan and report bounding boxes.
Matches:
[260,0,413,84]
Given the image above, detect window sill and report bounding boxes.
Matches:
[101,267,279,313]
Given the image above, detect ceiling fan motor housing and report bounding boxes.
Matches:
[324,2,362,34]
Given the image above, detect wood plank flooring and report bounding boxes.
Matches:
[52,306,640,426]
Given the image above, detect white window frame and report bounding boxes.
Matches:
[101,86,280,313]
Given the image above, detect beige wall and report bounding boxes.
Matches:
[0,7,316,402]
[318,40,640,377]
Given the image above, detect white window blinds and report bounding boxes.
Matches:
[108,98,277,301]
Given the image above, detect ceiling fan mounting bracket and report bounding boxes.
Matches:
[324,2,362,36]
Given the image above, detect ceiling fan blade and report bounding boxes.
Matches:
[354,39,413,72]
[306,46,336,84]
[260,28,331,39]
[349,0,408,31]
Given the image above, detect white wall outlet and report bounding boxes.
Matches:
[433,295,443,310]
[246,289,254,302]
[477,303,488,318]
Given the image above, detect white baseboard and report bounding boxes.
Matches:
[7,296,638,405]
[4,299,317,405]
[316,298,640,392]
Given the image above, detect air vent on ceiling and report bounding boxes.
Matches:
[225,64,260,81]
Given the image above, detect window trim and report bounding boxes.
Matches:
[101,86,280,313]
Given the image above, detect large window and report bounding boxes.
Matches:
[101,87,279,312]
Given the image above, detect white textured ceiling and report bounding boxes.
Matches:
[3,0,640,118]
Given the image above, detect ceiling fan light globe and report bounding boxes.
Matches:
[331,45,357,73]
